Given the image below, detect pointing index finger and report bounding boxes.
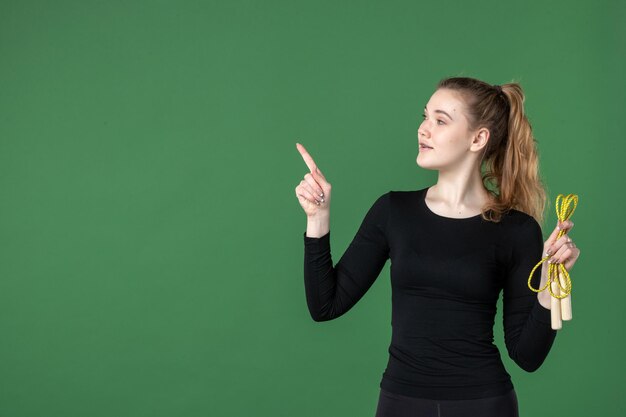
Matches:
[296,142,318,173]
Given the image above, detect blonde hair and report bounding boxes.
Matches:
[436,76,547,226]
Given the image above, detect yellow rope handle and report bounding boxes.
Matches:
[527,194,578,299]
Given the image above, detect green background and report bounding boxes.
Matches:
[0,0,623,416]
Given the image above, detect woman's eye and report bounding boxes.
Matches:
[422,113,444,125]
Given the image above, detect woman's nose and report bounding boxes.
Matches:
[418,124,429,138]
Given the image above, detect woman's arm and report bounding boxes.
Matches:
[502,216,558,372]
[306,213,330,238]
[303,192,391,322]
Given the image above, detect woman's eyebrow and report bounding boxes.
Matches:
[424,106,454,120]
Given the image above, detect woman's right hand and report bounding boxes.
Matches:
[295,143,331,218]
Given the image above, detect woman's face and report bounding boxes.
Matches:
[416,88,479,171]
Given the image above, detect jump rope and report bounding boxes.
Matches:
[527,193,579,330]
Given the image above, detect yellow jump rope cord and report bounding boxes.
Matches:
[527,194,578,299]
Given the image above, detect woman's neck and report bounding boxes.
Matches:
[427,175,493,216]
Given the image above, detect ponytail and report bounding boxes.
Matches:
[436,77,547,226]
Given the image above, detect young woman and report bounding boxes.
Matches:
[294,76,580,417]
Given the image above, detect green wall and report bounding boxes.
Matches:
[0,0,623,416]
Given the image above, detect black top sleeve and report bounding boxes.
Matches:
[502,216,558,372]
[302,192,390,322]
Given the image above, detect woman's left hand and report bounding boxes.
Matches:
[537,220,581,308]
[544,220,580,271]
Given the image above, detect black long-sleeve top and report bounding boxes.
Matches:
[303,188,557,400]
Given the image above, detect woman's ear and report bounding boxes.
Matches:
[470,127,490,152]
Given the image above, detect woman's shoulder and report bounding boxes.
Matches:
[383,188,427,208]
[386,188,428,199]
[498,208,544,244]
[499,208,540,226]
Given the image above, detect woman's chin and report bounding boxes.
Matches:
[416,155,436,170]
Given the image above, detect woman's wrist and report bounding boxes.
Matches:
[537,292,551,310]
[306,214,330,238]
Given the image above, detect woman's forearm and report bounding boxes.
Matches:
[306,213,330,238]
